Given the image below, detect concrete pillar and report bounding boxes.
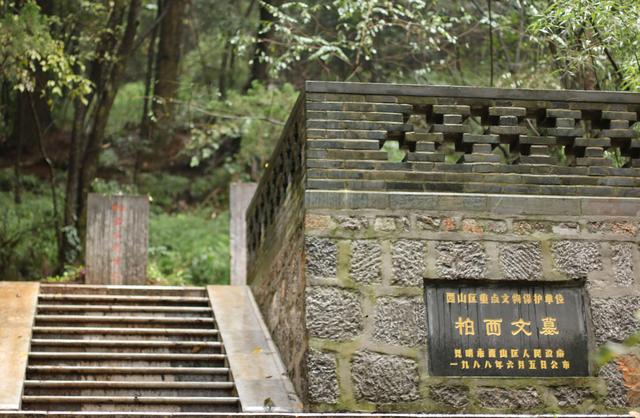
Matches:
[230,182,257,285]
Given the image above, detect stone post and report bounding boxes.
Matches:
[230,182,257,285]
[85,193,149,285]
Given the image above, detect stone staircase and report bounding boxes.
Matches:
[20,284,240,413]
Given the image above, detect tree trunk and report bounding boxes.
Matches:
[152,0,187,124]
[60,99,86,266]
[243,0,275,92]
[77,0,142,237]
[134,0,161,184]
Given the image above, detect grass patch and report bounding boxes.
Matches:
[148,210,229,286]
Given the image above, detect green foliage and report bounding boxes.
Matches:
[43,264,84,283]
[137,174,190,212]
[263,0,457,80]
[0,188,58,280]
[107,81,145,136]
[530,0,640,90]
[91,178,138,195]
[382,140,406,162]
[148,211,229,286]
[0,1,91,99]
[184,82,298,177]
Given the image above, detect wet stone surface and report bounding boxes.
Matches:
[429,385,469,408]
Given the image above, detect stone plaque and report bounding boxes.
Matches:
[86,194,149,285]
[425,282,589,377]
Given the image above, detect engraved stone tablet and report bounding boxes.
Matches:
[86,194,149,285]
[425,282,589,377]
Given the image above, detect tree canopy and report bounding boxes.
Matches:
[0,0,638,281]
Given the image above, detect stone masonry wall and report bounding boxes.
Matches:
[246,97,309,400]
[304,207,640,413]
[247,82,640,412]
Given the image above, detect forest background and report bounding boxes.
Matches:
[1,0,638,285]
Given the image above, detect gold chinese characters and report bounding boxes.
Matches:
[453,347,565,359]
[449,347,570,371]
[455,317,559,337]
[449,359,570,371]
[446,291,565,305]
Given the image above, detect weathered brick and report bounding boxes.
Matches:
[334,215,369,231]
[416,215,441,231]
[462,219,484,233]
[305,214,331,230]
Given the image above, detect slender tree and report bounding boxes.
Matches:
[152,0,187,125]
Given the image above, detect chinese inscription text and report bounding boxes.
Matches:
[425,284,588,377]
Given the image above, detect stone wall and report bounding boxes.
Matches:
[304,204,639,413]
[246,97,309,399]
[246,81,640,412]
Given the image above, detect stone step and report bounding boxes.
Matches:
[37,304,212,314]
[35,315,215,325]
[31,327,219,336]
[24,380,235,389]
[23,388,235,398]
[30,339,222,349]
[39,284,206,297]
[27,366,230,375]
[21,395,239,405]
[23,381,235,398]
[38,294,210,305]
[28,352,226,362]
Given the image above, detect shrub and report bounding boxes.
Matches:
[0,190,58,280]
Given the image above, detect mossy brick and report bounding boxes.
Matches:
[307,139,380,150]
